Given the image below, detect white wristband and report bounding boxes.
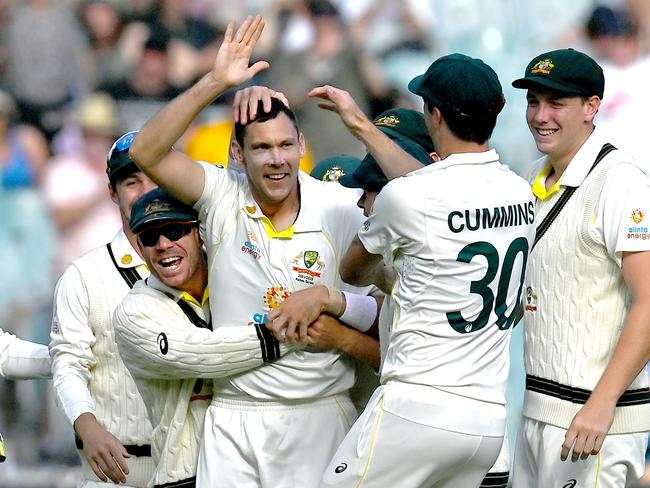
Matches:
[339,292,377,332]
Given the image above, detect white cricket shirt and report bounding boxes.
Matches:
[359,150,535,407]
[195,163,368,400]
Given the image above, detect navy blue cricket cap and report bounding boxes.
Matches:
[107,130,140,184]
[311,155,362,183]
[408,53,505,120]
[512,48,604,99]
[130,188,198,234]
[340,137,433,193]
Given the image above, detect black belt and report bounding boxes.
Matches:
[480,471,509,488]
[75,435,152,457]
[155,477,196,488]
[526,375,650,407]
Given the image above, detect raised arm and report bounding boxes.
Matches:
[309,85,425,179]
[129,16,269,205]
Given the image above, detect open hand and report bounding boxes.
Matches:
[211,16,269,89]
[308,85,370,136]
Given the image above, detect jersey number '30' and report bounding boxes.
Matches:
[446,237,529,334]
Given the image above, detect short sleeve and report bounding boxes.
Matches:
[357,178,425,260]
[598,162,650,265]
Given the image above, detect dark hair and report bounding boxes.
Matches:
[234,97,299,146]
[426,100,500,144]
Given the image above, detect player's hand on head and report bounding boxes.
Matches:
[233,86,290,124]
[308,85,370,135]
[211,15,269,89]
[75,414,130,483]
[560,396,615,462]
[267,285,330,343]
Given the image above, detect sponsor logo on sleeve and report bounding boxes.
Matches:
[628,208,650,239]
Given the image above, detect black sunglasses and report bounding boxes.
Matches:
[139,222,197,247]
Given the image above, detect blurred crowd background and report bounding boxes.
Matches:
[1,0,650,486]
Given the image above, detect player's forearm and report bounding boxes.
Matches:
[115,313,291,380]
[354,119,425,179]
[338,328,380,369]
[130,73,230,173]
[590,297,650,405]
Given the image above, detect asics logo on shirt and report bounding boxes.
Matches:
[561,480,577,488]
[335,463,347,473]
[158,332,168,355]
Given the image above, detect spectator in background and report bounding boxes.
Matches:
[101,27,180,131]
[0,87,56,466]
[43,92,123,277]
[144,0,222,89]
[78,0,149,88]
[3,0,93,140]
[586,4,650,162]
[268,0,371,161]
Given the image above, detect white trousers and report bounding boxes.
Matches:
[512,417,648,488]
[197,394,357,488]
[321,386,503,488]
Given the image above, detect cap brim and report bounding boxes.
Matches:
[511,76,584,96]
[339,173,366,191]
[408,74,425,96]
[132,216,197,234]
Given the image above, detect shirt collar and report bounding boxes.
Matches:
[241,170,322,237]
[530,126,605,200]
[146,273,209,307]
[554,126,605,188]
[110,230,145,269]
[410,148,500,175]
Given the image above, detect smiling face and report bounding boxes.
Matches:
[137,222,206,292]
[233,112,305,214]
[525,89,600,166]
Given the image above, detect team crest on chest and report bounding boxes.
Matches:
[525,286,538,312]
[291,250,324,285]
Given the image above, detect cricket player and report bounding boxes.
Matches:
[307,54,535,487]
[114,188,299,486]
[50,131,157,487]
[511,48,650,487]
[128,16,379,487]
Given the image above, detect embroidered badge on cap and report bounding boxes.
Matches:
[144,199,171,215]
[374,114,400,127]
[531,59,554,75]
[323,166,346,182]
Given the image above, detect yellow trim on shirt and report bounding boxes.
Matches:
[181,287,210,307]
[262,216,294,239]
[532,164,562,200]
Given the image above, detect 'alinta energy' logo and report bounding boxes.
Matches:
[631,208,644,223]
[628,208,649,239]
